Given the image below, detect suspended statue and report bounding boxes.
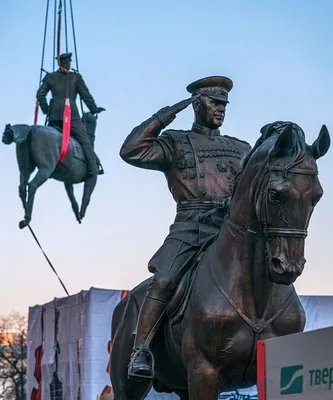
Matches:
[2,111,101,229]
[110,75,330,400]
[2,51,107,229]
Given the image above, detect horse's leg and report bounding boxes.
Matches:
[64,183,81,224]
[19,167,53,229]
[79,174,97,220]
[187,361,219,400]
[16,143,35,214]
[111,293,152,400]
[18,169,32,212]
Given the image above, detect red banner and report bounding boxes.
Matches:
[58,98,71,163]
[34,102,39,125]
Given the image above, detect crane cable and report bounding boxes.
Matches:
[29,0,78,297]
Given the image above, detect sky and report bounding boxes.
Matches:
[1,0,332,316]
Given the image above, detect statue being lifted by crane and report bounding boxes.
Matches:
[2,0,106,229]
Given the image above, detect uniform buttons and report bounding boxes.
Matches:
[200,173,205,178]
[201,190,207,196]
[199,159,204,163]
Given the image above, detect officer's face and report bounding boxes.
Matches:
[195,96,227,128]
[60,57,71,70]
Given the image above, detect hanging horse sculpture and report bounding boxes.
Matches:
[2,112,101,229]
[110,121,330,400]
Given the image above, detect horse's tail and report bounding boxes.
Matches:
[111,296,130,340]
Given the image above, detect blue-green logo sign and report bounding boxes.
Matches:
[280,365,304,395]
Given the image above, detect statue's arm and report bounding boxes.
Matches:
[119,114,173,172]
[36,75,50,115]
[76,74,99,114]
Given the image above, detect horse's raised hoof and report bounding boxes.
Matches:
[74,211,82,224]
[19,219,30,229]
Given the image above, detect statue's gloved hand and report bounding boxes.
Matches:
[154,95,200,128]
[95,107,106,114]
[41,106,49,115]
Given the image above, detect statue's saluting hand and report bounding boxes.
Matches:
[95,107,106,114]
[154,95,200,128]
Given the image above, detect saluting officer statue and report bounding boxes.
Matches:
[120,76,252,379]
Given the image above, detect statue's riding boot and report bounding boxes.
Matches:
[128,296,167,380]
[94,153,104,175]
[97,163,104,175]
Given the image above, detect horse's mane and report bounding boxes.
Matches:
[231,121,307,199]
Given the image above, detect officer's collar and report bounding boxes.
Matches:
[192,122,220,137]
[57,67,70,73]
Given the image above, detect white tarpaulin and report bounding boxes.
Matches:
[27,291,333,399]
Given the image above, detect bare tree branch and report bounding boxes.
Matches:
[0,311,27,400]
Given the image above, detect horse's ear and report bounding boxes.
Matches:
[274,123,295,157]
[311,125,330,160]
[260,123,274,139]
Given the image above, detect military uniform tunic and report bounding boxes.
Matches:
[120,115,251,301]
[36,70,100,173]
[37,70,99,121]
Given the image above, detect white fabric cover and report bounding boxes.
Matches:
[27,291,333,399]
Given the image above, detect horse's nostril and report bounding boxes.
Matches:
[272,257,287,275]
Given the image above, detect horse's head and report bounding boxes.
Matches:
[2,124,14,145]
[229,121,330,285]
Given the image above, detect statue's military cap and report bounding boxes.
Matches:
[186,76,233,103]
[55,52,72,60]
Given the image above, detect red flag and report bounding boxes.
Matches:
[34,101,39,125]
[58,98,71,163]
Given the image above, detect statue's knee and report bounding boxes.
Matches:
[149,273,176,301]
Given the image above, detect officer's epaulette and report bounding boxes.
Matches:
[224,135,251,147]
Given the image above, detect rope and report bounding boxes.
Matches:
[28,225,70,297]
[63,0,69,52]
[69,0,79,71]
[56,0,62,62]
[38,0,50,86]
[53,0,57,71]
[69,0,84,116]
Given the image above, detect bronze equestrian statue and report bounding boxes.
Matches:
[111,77,330,399]
[2,113,100,229]
[119,76,251,381]
[36,52,105,176]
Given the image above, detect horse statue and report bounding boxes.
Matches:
[110,121,330,400]
[2,112,102,229]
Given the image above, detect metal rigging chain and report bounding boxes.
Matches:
[69,0,84,115]
[38,0,50,86]
[53,0,57,71]
[64,0,69,52]
[56,0,62,61]
[34,0,50,125]
[29,0,71,297]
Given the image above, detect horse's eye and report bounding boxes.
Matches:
[268,190,280,203]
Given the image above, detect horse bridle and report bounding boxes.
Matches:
[260,165,318,241]
[227,163,318,242]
